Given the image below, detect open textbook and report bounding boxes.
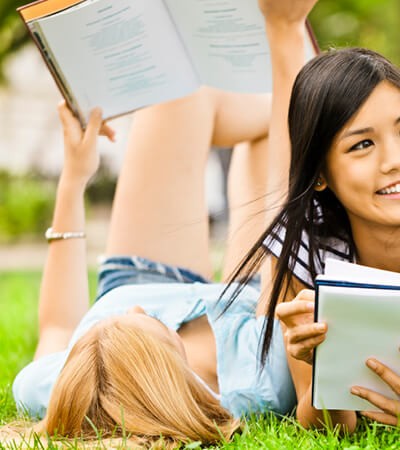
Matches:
[312,259,400,411]
[18,0,318,125]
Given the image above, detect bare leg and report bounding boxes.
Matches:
[106,89,215,278]
[222,137,272,280]
[106,88,271,279]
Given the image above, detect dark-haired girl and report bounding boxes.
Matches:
[232,5,400,432]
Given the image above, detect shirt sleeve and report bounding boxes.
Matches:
[263,222,352,288]
[210,306,297,418]
[12,351,68,419]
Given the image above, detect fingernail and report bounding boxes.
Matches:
[315,323,326,332]
[351,387,360,395]
[307,302,314,310]
[366,359,377,370]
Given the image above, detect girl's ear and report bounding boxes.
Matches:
[314,176,328,192]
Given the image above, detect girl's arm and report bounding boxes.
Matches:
[255,0,319,314]
[257,0,318,228]
[34,103,115,360]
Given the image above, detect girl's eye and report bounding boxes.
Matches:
[349,139,374,152]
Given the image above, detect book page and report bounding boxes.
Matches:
[165,0,316,93]
[322,258,400,285]
[36,0,199,121]
[313,284,400,411]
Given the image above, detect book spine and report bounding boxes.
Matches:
[305,20,320,55]
[311,283,320,408]
[31,22,86,126]
[162,1,201,85]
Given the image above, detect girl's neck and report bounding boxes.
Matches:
[352,223,400,273]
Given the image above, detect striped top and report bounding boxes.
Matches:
[263,222,353,287]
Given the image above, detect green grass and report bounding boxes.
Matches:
[0,271,399,449]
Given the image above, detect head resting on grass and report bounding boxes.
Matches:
[36,319,238,448]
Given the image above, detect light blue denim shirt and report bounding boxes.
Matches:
[13,282,296,418]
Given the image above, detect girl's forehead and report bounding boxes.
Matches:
[331,81,400,144]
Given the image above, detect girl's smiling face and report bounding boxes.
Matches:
[324,81,400,235]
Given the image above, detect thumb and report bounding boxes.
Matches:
[57,101,82,142]
[57,100,69,126]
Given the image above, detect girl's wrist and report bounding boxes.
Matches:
[59,171,90,192]
[264,21,306,67]
[264,19,305,39]
[52,174,87,231]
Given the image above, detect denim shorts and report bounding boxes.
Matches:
[96,256,209,301]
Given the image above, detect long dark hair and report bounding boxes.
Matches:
[227,48,400,363]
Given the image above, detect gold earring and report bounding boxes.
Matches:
[315,177,326,191]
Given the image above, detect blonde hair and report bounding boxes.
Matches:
[36,320,238,448]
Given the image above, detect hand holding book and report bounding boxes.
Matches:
[58,101,115,184]
[276,289,326,365]
[277,259,400,424]
[351,357,400,426]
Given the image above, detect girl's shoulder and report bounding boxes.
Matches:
[13,350,69,419]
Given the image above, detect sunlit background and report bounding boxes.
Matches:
[0,0,399,268]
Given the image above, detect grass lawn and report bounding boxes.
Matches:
[0,271,399,449]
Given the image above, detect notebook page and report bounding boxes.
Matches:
[320,258,400,285]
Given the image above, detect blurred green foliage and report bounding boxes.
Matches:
[0,0,29,83]
[0,164,117,241]
[86,163,117,205]
[309,0,400,65]
[0,170,55,242]
[1,0,400,82]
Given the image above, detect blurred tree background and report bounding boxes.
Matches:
[0,0,28,83]
[0,0,399,243]
[310,0,400,65]
[1,0,399,82]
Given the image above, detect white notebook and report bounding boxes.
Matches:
[312,258,400,411]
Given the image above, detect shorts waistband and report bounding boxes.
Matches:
[98,255,209,284]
